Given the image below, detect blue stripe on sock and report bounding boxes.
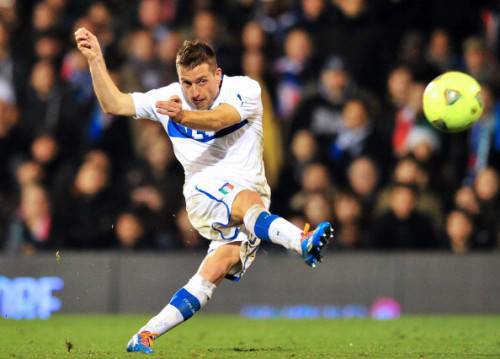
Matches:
[169,288,201,320]
[254,212,279,242]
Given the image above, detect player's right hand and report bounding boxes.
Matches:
[74,27,103,62]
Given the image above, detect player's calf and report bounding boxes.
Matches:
[243,204,333,266]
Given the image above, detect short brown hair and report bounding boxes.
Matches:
[176,40,217,71]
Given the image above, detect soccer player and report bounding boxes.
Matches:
[75,28,333,354]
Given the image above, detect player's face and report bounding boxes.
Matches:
[177,63,222,110]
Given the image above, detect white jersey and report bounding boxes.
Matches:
[131,74,270,200]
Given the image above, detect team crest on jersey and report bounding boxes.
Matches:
[218,182,234,195]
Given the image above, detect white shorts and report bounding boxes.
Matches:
[184,178,270,281]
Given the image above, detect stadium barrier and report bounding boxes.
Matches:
[1,252,499,317]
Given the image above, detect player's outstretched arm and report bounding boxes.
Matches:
[74,27,135,117]
[156,97,241,131]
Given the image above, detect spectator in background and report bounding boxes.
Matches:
[0,78,19,195]
[192,10,239,75]
[425,29,458,73]
[274,28,314,120]
[157,31,182,85]
[58,150,117,249]
[465,83,500,181]
[462,37,498,85]
[303,192,332,227]
[29,134,62,191]
[379,65,413,141]
[114,211,154,251]
[322,0,386,90]
[290,162,335,213]
[0,20,27,98]
[138,0,171,42]
[328,97,389,183]
[392,82,427,158]
[4,182,59,254]
[472,167,500,249]
[120,30,163,92]
[445,209,475,254]
[290,55,357,142]
[375,156,444,228]
[398,31,438,82]
[371,183,437,250]
[274,130,318,213]
[346,156,380,218]
[331,190,365,249]
[19,60,81,155]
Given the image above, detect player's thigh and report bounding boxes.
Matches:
[230,189,265,223]
[197,241,241,285]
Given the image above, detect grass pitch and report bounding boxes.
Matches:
[1,314,499,358]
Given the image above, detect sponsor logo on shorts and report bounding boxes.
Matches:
[218,182,234,195]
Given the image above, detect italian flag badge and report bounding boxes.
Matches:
[218,182,234,195]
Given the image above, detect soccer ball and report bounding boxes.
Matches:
[422,71,483,132]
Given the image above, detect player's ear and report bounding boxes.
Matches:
[214,67,222,80]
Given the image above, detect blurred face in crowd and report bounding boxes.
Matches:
[291,130,317,163]
[21,183,49,217]
[146,138,173,172]
[177,63,222,110]
[242,50,265,79]
[0,100,18,137]
[116,213,144,248]
[302,0,325,20]
[242,21,265,51]
[16,161,43,186]
[35,36,61,61]
[87,2,111,30]
[33,2,57,31]
[21,184,50,220]
[302,163,331,193]
[139,0,162,29]
[429,29,451,60]
[387,66,412,106]
[348,157,378,197]
[0,22,9,48]
[284,29,312,64]
[130,30,155,62]
[390,186,416,219]
[341,99,368,129]
[75,152,110,195]
[474,168,499,202]
[31,135,58,164]
[193,11,217,44]
[158,33,181,64]
[335,0,365,18]
[406,82,425,113]
[304,193,331,226]
[30,61,55,97]
[321,67,349,100]
[454,186,479,215]
[446,210,473,254]
[393,158,427,188]
[464,38,487,74]
[334,192,362,224]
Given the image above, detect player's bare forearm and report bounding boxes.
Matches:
[87,57,134,116]
[156,99,241,131]
[75,27,134,117]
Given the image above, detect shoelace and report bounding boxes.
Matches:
[139,331,157,347]
[301,223,311,241]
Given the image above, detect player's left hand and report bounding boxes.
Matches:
[156,96,184,122]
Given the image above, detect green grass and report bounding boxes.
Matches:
[1,314,500,358]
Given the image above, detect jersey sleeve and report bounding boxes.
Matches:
[222,78,262,121]
[130,85,175,121]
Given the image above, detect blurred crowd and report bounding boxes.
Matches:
[1,0,500,255]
